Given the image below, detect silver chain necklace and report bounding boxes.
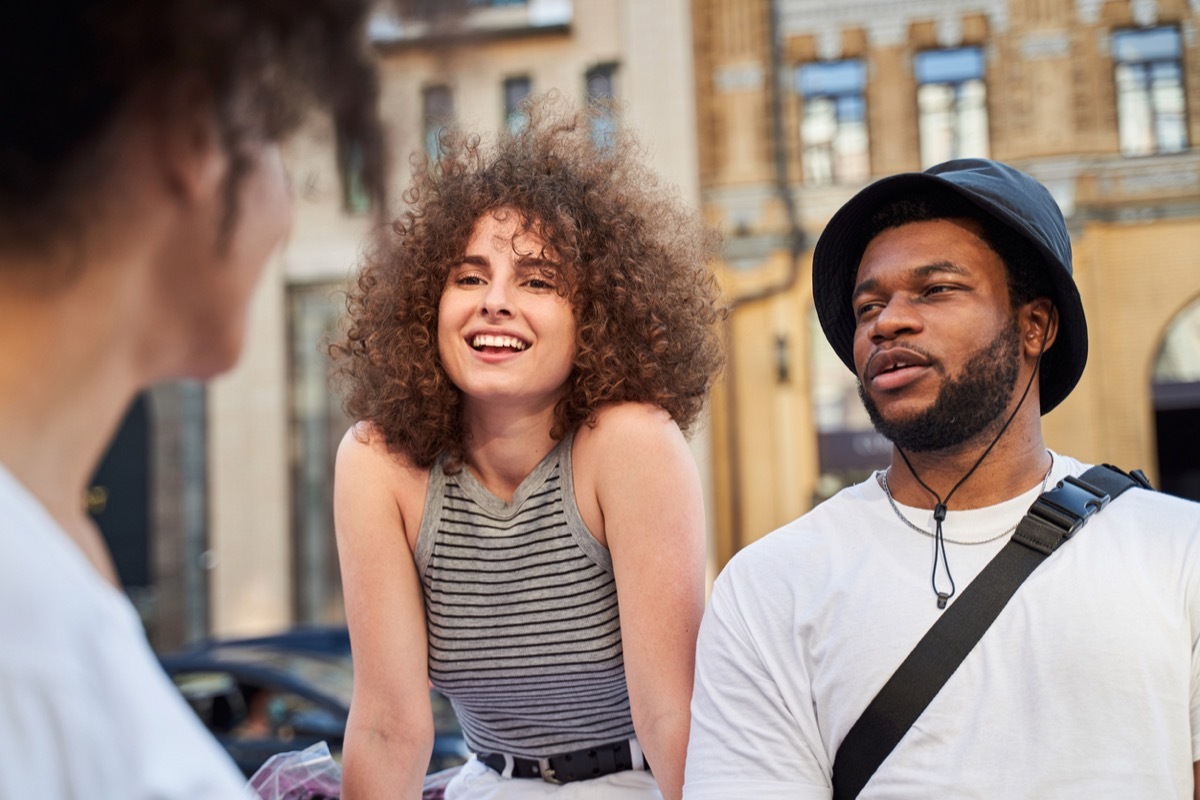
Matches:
[878,451,1055,546]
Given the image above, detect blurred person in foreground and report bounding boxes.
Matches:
[685,159,1200,798]
[0,1,385,796]
[331,97,724,800]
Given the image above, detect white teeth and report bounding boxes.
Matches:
[472,334,527,351]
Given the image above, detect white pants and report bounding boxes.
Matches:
[445,757,661,799]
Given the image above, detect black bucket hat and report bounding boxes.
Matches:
[812,158,1087,414]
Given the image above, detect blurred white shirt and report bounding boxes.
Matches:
[0,462,250,799]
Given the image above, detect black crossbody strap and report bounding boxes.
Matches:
[831,465,1152,800]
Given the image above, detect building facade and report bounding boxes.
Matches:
[693,0,1200,567]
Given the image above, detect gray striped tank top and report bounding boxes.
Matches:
[414,431,636,757]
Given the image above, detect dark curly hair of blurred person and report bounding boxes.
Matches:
[0,0,385,259]
[333,95,726,470]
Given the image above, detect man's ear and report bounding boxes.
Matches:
[152,82,227,206]
[1021,297,1058,358]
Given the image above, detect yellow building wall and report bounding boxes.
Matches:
[1049,220,1200,479]
[713,252,818,553]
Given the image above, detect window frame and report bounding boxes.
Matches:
[503,75,533,133]
[795,58,871,186]
[585,62,619,148]
[913,45,991,168]
[335,123,371,215]
[1111,25,1189,157]
[422,84,455,160]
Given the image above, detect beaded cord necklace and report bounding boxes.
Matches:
[886,329,1048,609]
[878,451,1054,545]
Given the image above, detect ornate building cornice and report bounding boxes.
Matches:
[778,0,1009,55]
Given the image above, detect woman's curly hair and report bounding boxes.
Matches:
[333,95,726,470]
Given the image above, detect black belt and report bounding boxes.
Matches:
[478,739,650,784]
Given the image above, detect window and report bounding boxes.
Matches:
[585,63,618,148]
[796,60,869,185]
[504,76,532,133]
[336,124,371,215]
[915,47,990,167]
[423,85,454,159]
[288,283,351,623]
[1113,26,1188,156]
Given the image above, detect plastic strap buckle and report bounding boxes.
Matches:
[1016,475,1111,555]
[1127,468,1154,489]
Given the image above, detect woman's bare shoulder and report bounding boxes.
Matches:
[577,402,682,449]
[337,421,430,506]
[573,403,691,484]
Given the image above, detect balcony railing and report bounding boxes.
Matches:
[369,0,572,45]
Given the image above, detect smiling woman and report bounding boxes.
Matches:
[330,95,724,800]
[335,97,722,472]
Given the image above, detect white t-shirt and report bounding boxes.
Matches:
[685,454,1200,799]
[0,462,250,798]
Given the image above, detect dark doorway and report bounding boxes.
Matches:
[1152,295,1200,502]
[87,394,151,588]
[1153,381,1200,501]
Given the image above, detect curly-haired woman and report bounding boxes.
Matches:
[332,98,724,800]
[0,0,385,796]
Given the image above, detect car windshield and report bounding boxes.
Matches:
[208,646,355,707]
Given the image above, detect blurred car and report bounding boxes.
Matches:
[189,624,353,659]
[161,628,469,778]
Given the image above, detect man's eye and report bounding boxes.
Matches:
[455,275,485,286]
[855,302,881,320]
[525,278,555,290]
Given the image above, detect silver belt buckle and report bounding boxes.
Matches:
[537,757,561,784]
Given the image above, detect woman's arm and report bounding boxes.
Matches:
[583,404,708,800]
[334,425,434,800]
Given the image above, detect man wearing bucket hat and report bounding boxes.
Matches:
[684,159,1200,799]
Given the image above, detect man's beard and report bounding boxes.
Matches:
[858,318,1023,453]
